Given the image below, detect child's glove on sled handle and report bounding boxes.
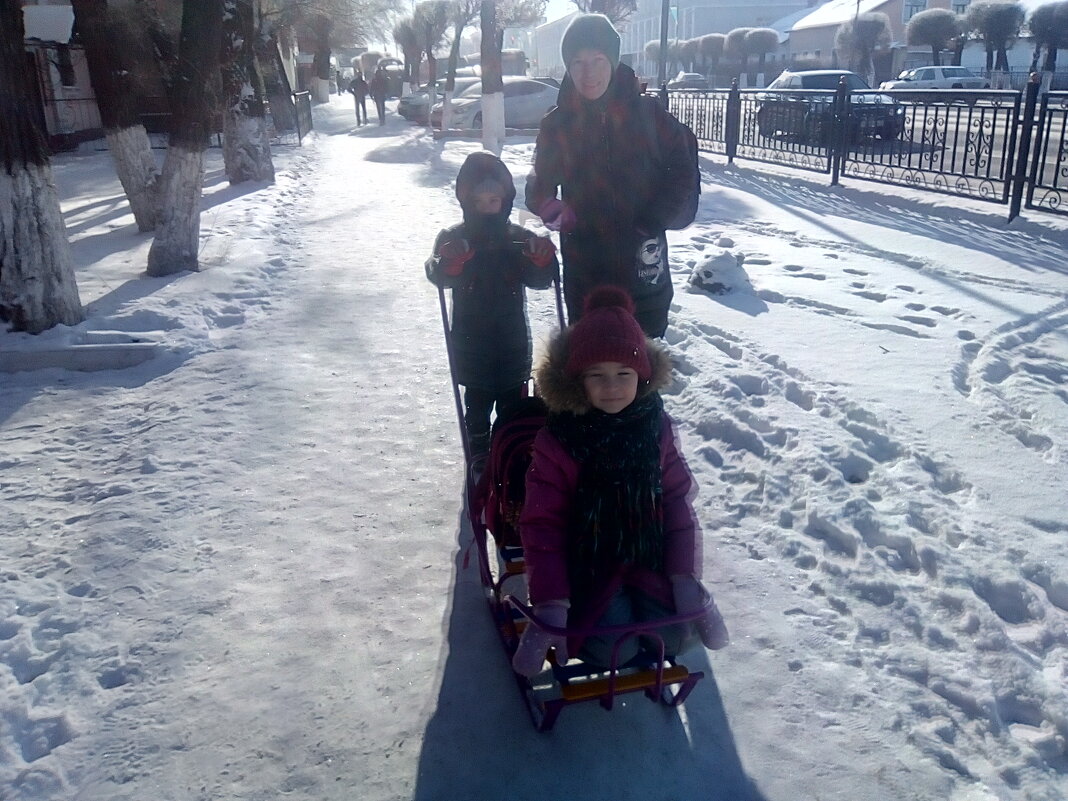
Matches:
[525,235,557,269]
[537,198,576,233]
[435,238,475,276]
[672,575,730,650]
[512,599,569,677]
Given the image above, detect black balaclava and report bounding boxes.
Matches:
[455,151,516,242]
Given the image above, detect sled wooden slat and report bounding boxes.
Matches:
[559,665,691,702]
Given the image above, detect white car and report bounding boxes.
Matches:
[879,66,989,90]
[430,77,558,130]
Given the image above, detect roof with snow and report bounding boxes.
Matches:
[790,0,892,32]
[22,5,75,44]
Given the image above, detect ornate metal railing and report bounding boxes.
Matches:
[1026,90,1068,215]
[843,90,1019,203]
[664,77,1066,221]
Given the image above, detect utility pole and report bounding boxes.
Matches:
[658,0,669,88]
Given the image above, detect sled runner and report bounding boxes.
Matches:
[437,269,710,732]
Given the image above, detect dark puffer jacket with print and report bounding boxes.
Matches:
[525,63,700,337]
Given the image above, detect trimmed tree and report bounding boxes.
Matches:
[699,33,726,85]
[568,0,637,26]
[967,1,1025,73]
[442,0,480,130]
[906,8,960,67]
[146,0,225,277]
[835,12,891,85]
[71,0,162,232]
[725,27,753,80]
[414,1,450,102]
[1029,1,1068,73]
[0,0,83,332]
[745,28,780,84]
[393,17,423,93]
[221,0,274,185]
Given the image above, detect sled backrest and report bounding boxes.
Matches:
[481,396,548,548]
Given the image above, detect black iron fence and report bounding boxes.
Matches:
[294,91,313,144]
[667,77,1068,221]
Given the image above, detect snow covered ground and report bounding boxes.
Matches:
[2,94,1067,801]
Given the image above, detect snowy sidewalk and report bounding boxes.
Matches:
[1,94,1067,801]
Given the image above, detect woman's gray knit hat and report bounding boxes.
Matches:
[561,14,621,69]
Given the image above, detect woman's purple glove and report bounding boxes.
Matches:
[537,198,576,233]
[512,599,569,677]
[672,575,729,650]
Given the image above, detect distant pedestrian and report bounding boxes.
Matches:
[369,66,388,125]
[348,72,369,126]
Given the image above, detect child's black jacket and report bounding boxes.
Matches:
[427,222,556,392]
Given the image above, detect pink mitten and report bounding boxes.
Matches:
[512,600,569,677]
[537,198,576,233]
[672,575,729,650]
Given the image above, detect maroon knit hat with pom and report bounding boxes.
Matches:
[565,286,652,379]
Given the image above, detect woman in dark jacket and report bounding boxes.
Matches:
[524,14,700,338]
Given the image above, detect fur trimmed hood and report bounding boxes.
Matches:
[535,327,672,414]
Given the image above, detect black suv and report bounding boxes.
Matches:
[756,70,905,143]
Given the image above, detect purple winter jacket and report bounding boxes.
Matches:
[519,412,701,641]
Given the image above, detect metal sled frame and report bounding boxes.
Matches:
[438,271,707,732]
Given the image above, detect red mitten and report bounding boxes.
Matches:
[672,575,729,650]
[525,235,557,269]
[436,238,474,276]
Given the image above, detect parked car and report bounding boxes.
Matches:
[755,70,905,143]
[879,66,989,90]
[398,77,481,123]
[667,71,709,91]
[430,77,559,130]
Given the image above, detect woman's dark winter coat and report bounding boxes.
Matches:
[427,154,557,393]
[519,331,701,652]
[524,63,700,337]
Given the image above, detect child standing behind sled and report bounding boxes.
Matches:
[512,287,728,677]
[426,152,558,469]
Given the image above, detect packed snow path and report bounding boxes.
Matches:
[1,96,1066,801]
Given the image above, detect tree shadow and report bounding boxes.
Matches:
[413,503,766,801]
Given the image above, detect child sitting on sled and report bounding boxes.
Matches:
[426,152,558,471]
[512,287,729,677]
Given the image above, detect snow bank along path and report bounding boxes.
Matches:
[1,95,1066,801]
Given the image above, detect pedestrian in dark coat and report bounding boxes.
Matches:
[426,152,559,465]
[348,72,369,125]
[511,287,728,677]
[369,66,388,125]
[524,14,701,338]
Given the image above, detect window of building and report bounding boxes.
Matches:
[903,0,927,23]
[952,1,969,13]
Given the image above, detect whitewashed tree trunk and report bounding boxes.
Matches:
[145,0,223,276]
[147,146,205,276]
[442,88,455,131]
[313,77,331,102]
[481,91,505,155]
[0,165,83,332]
[105,125,160,231]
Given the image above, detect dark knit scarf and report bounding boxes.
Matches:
[547,392,664,599]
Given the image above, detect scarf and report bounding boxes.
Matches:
[547,392,664,598]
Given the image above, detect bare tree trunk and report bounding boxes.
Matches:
[221,0,274,184]
[147,0,224,277]
[0,0,82,333]
[71,0,161,231]
[480,1,505,154]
